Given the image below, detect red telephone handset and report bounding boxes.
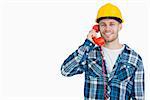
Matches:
[92,25,105,46]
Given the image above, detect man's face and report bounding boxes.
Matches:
[99,19,122,42]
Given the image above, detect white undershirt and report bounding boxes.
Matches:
[101,45,125,73]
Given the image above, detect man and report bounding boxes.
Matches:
[61,3,144,100]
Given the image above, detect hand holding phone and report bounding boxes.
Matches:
[92,25,105,46]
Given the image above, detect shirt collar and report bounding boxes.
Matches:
[93,44,141,68]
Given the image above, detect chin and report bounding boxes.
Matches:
[104,37,114,42]
[104,38,112,42]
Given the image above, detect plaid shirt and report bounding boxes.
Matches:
[61,39,144,100]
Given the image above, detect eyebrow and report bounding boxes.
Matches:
[99,21,116,24]
[99,22,105,24]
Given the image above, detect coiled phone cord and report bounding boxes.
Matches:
[100,47,109,100]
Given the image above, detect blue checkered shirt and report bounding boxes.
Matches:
[61,39,144,100]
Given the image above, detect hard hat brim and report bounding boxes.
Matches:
[96,17,123,23]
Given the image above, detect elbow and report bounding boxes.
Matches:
[61,69,67,76]
[60,65,70,77]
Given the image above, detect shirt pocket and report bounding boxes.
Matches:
[86,58,103,77]
[85,74,104,84]
[116,64,136,82]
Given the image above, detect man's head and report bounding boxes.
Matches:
[96,3,123,43]
[99,18,122,42]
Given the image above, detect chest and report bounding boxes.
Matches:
[86,53,136,83]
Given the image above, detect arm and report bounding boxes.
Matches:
[131,60,145,100]
[61,39,95,77]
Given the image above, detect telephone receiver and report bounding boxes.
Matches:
[92,25,105,46]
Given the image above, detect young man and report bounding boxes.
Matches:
[61,3,144,100]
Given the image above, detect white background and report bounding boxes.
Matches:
[0,0,150,100]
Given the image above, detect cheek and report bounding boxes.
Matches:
[99,28,104,32]
[112,27,119,33]
[99,28,109,34]
[99,29,103,35]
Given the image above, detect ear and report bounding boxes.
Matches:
[119,23,122,31]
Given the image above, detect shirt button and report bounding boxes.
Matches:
[107,74,110,78]
[92,61,96,64]
[81,61,86,65]
[75,57,78,60]
[90,43,92,46]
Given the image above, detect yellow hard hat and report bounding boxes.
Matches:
[96,3,123,23]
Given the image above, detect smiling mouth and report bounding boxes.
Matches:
[103,32,113,37]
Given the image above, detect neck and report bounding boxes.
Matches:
[104,38,123,50]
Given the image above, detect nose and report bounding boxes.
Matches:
[104,25,111,32]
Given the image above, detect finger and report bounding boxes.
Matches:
[89,30,93,33]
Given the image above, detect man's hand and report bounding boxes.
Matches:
[87,29,97,44]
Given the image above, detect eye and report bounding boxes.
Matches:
[110,23,115,26]
[100,24,105,27]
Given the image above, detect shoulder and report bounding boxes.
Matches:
[123,44,143,69]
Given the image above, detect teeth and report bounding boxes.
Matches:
[106,32,111,35]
